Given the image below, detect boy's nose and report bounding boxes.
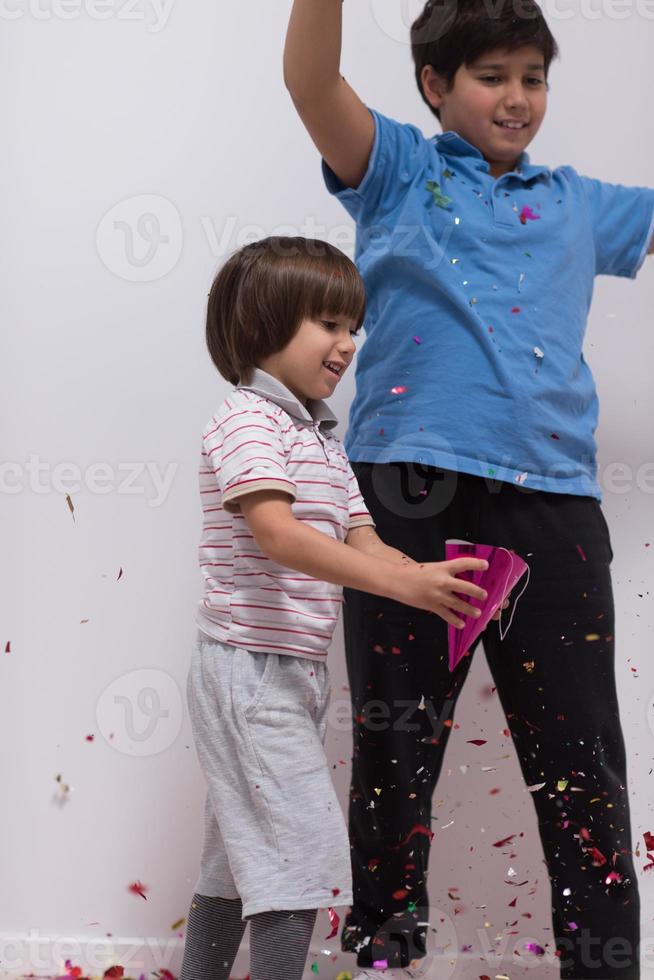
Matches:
[504,84,529,109]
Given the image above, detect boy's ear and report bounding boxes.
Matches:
[421,65,447,112]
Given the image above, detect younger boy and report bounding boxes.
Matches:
[180,236,496,980]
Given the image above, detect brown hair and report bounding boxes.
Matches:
[411,0,559,122]
[206,236,366,386]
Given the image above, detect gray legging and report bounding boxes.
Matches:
[179,892,318,980]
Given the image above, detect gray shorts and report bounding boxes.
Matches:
[187,631,353,918]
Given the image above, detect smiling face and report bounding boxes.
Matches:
[257,314,360,405]
[422,45,549,178]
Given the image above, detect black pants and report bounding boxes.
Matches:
[341,463,639,979]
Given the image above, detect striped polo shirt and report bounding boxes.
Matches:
[195,368,375,661]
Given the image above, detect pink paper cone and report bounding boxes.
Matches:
[445,539,530,671]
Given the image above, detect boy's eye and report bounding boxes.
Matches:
[321,320,337,330]
[480,75,545,86]
[350,328,362,337]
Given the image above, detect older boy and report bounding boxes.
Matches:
[284,2,654,979]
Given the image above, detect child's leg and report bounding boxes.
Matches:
[179,893,247,980]
[341,462,483,969]
[248,909,318,980]
[188,636,351,950]
[481,488,639,980]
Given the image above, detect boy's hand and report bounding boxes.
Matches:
[393,557,492,628]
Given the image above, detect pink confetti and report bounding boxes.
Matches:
[391,386,407,395]
[525,943,545,956]
[413,336,422,344]
[519,206,540,224]
[373,961,389,971]
[576,544,587,562]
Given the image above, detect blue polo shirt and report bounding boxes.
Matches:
[322,108,654,500]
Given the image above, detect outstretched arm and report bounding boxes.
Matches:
[284,0,375,189]
[238,490,491,629]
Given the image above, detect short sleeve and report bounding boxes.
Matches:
[346,461,375,530]
[204,407,296,514]
[578,174,654,278]
[321,107,431,226]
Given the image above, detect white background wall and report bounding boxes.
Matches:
[1,1,653,978]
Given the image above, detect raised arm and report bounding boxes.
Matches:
[284,0,375,189]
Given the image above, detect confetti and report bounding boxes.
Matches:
[391,386,407,395]
[373,961,389,971]
[325,907,340,940]
[171,917,186,930]
[519,206,540,224]
[5,641,10,654]
[392,824,434,849]
[426,180,452,209]
[128,880,149,900]
[413,336,422,344]
[54,773,71,804]
[467,739,487,746]
[522,661,535,673]
[511,307,521,314]
[311,963,319,975]
[585,634,600,642]
[534,347,544,359]
[493,834,516,848]
[586,846,607,866]
[515,472,529,485]
[576,544,587,562]
[525,943,545,956]
[66,494,76,520]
